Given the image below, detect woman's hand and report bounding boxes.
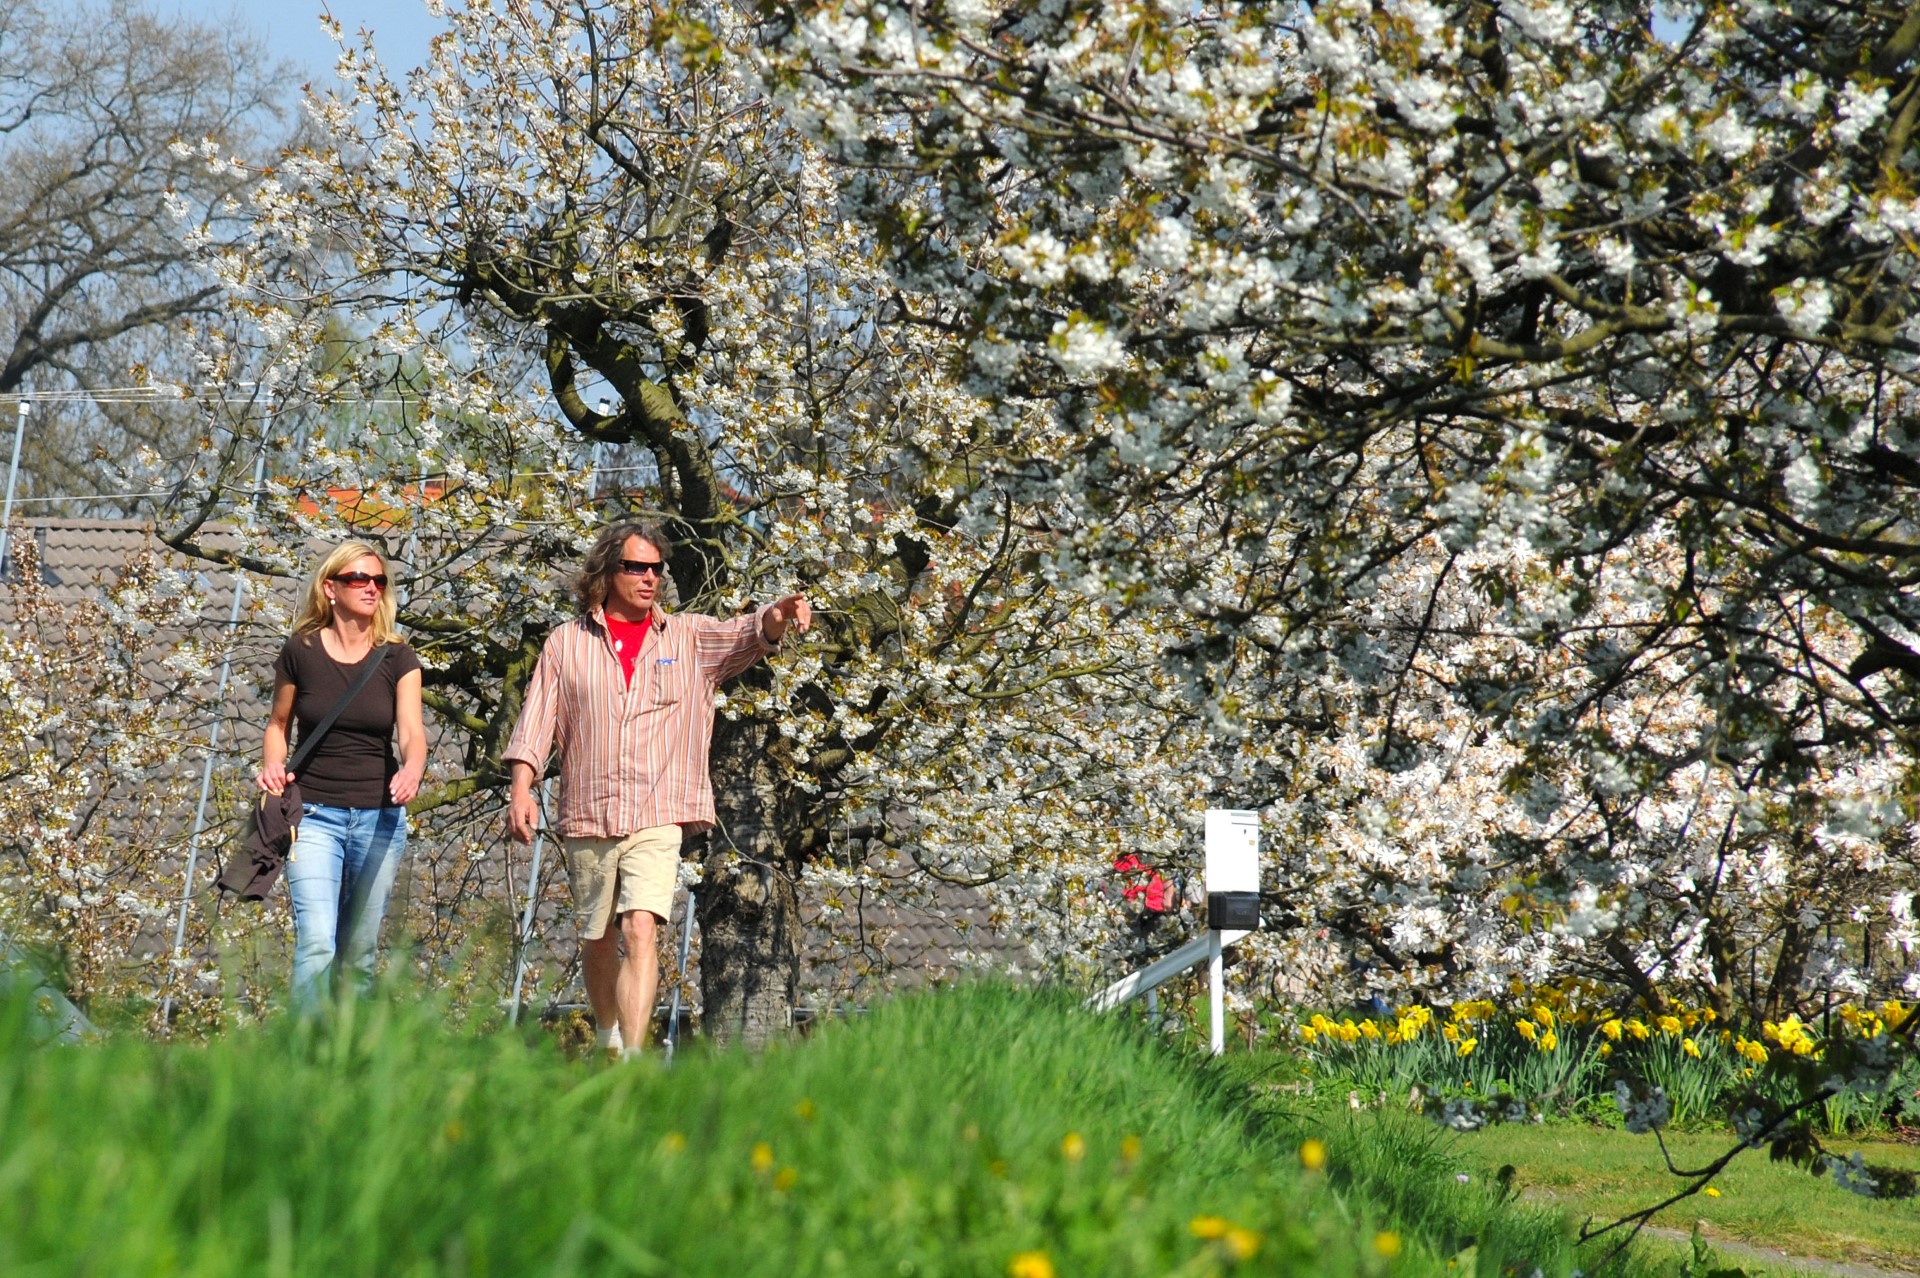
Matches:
[389,761,425,807]
[258,761,293,795]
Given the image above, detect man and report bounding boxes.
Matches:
[504,520,810,1057]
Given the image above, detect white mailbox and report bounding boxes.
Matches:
[1204,808,1261,896]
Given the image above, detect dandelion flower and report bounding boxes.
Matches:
[1224,1227,1262,1260]
[1373,1231,1402,1258]
[1007,1251,1054,1278]
[1190,1216,1231,1240]
[1299,1138,1328,1171]
[1704,1186,1721,1198]
[751,1141,775,1172]
[1061,1132,1086,1162]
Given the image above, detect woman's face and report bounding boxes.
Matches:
[323,553,388,624]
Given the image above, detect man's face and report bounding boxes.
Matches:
[609,535,664,615]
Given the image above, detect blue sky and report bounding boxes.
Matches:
[191,0,445,85]
[195,2,1693,90]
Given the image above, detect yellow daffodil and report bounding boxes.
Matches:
[1515,1019,1538,1042]
[1682,1038,1701,1059]
[1626,1019,1650,1041]
[1532,1004,1555,1029]
[1601,1018,1624,1041]
[1656,1014,1683,1036]
[1538,1030,1559,1052]
[1456,1037,1477,1058]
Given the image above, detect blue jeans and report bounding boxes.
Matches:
[285,803,408,1010]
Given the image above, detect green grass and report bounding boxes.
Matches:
[0,979,1803,1278]
[1445,1117,1920,1273]
[0,980,1717,1278]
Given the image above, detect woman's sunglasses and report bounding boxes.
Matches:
[331,571,389,590]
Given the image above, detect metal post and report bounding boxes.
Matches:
[159,445,268,1028]
[1208,928,1225,1056]
[664,889,696,1063]
[589,399,609,502]
[507,778,555,1025]
[1,401,29,574]
[1146,986,1159,1035]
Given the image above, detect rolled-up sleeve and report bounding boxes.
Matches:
[697,607,777,685]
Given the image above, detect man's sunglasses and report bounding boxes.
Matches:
[618,559,666,577]
[331,571,389,590]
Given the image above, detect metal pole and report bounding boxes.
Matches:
[1208,928,1225,1056]
[507,778,555,1025]
[159,445,268,1028]
[1,401,29,573]
[664,889,696,1062]
[1146,986,1159,1035]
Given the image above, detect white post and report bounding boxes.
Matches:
[1208,927,1225,1055]
[589,398,610,501]
[663,888,697,1063]
[158,445,269,1029]
[507,778,556,1025]
[1,400,29,573]
[1203,809,1261,1058]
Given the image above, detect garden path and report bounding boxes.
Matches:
[1634,1222,1917,1278]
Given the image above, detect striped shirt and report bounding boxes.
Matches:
[502,604,777,837]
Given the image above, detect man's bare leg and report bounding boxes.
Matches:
[615,909,661,1052]
[583,926,623,1053]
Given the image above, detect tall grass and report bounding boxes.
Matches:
[0,980,1493,1277]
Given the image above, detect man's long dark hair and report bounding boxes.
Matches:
[572,520,674,617]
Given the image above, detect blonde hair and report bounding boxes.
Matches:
[291,540,400,645]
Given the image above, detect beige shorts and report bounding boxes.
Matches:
[563,824,684,939]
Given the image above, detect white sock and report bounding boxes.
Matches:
[596,1023,623,1051]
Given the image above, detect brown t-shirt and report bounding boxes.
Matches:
[273,635,422,809]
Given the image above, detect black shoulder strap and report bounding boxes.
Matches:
[287,643,394,776]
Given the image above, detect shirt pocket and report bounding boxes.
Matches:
[646,653,689,707]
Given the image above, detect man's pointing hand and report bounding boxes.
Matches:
[763,594,812,643]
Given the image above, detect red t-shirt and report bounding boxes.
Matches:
[604,613,653,686]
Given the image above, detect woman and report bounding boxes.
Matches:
[258,540,426,1008]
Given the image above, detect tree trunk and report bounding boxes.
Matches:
[697,713,803,1049]
[1764,916,1812,1021]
